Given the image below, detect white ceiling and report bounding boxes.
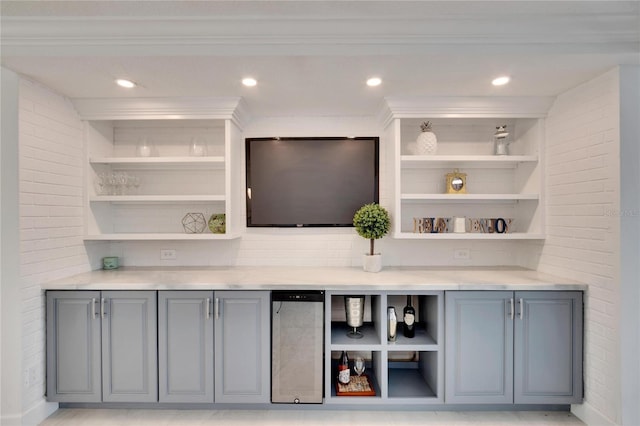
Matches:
[2,1,639,117]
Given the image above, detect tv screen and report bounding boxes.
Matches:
[246,137,379,227]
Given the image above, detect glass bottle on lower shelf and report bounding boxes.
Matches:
[338,351,350,384]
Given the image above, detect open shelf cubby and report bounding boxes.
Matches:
[325,291,444,403]
[387,352,439,400]
[386,293,440,348]
[328,351,382,401]
[329,293,383,347]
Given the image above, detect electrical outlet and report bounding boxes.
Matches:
[160,249,177,260]
[454,248,470,260]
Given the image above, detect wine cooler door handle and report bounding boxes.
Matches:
[215,298,220,319]
[91,298,96,319]
[519,298,524,320]
[205,298,211,319]
[509,298,515,320]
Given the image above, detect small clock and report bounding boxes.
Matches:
[445,169,467,194]
[208,213,226,234]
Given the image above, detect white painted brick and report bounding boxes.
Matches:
[537,74,621,426]
[18,78,95,412]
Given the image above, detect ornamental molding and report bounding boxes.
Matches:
[378,96,555,128]
[71,97,250,128]
[2,14,638,56]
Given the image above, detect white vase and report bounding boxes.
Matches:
[416,130,438,155]
[362,254,382,273]
[415,121,438,155]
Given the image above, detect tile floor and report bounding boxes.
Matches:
[41,408,585,425]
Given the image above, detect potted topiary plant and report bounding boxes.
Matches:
[353,203,391,272]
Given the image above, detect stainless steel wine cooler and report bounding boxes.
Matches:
[271,291,324,403]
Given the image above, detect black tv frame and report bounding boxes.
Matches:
[245,136,380,227]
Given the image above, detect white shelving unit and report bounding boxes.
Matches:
[382,97,549,241]
[75,97,247,241]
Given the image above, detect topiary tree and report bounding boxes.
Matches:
[353,203,391,256]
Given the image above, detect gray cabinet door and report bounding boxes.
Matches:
[101,291,158,402]
[158,291,214,403]
[46,291,102,402]
[214,291,270,403]
[445,291,514,404]
[514,291,583,404]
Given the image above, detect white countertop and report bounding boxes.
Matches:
[42,266,586,291]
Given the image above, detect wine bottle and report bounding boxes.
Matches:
[403,295,415,338]
[338,351,350,384]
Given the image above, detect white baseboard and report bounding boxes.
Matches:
[21,399,58,426]
[572,402,617,426]
[0,413,22,426]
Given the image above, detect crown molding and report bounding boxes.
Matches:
[2,13,638,56]
[71,97,250,128]
[379,96,555,127]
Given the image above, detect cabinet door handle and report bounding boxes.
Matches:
[215,298,220,319]
[91,298,97,319]
[509,298,515,320]
[100,298,105,319]
[519,298,524,320]
[205,298,211,319]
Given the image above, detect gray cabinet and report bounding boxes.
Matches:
[46,291,157,403]
[158,291,214,403]
[514,292,583,404]
[445,291,513,404]
[102,291,157,402]
[445,291,582,404]
[214,291,270,403]
[47,291,102,402]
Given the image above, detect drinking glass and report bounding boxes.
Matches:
[354,356,365,376]
[189,136,207,156]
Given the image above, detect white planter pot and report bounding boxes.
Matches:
[362,254,382,273]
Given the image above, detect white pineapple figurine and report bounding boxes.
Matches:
[416,121,438,155]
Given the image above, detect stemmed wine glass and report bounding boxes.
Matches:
[354,356,365,377]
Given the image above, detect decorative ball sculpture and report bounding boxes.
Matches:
[182,213,207,233]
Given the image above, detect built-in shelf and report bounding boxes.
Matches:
[400,193,539,202]
[387,328,437,348]
[388,114,545,239]
[393,232,545,240]
[325,291,444,404]
[90,156,226,169]
[401,155,537,169]
[84,115,242,241]
[89,195,226,203]
[83,233,239,241]
[387,363,438,399]
[331,323,381,347]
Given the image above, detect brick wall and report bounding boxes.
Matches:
[523,69,621,424]
[18,79,96,413]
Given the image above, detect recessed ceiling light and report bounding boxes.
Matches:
[242,78,257,87]
[115,79,136,88]
[366,77,382,87]
[492,76,511,86]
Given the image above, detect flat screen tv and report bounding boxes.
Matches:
[246,137,379,227]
